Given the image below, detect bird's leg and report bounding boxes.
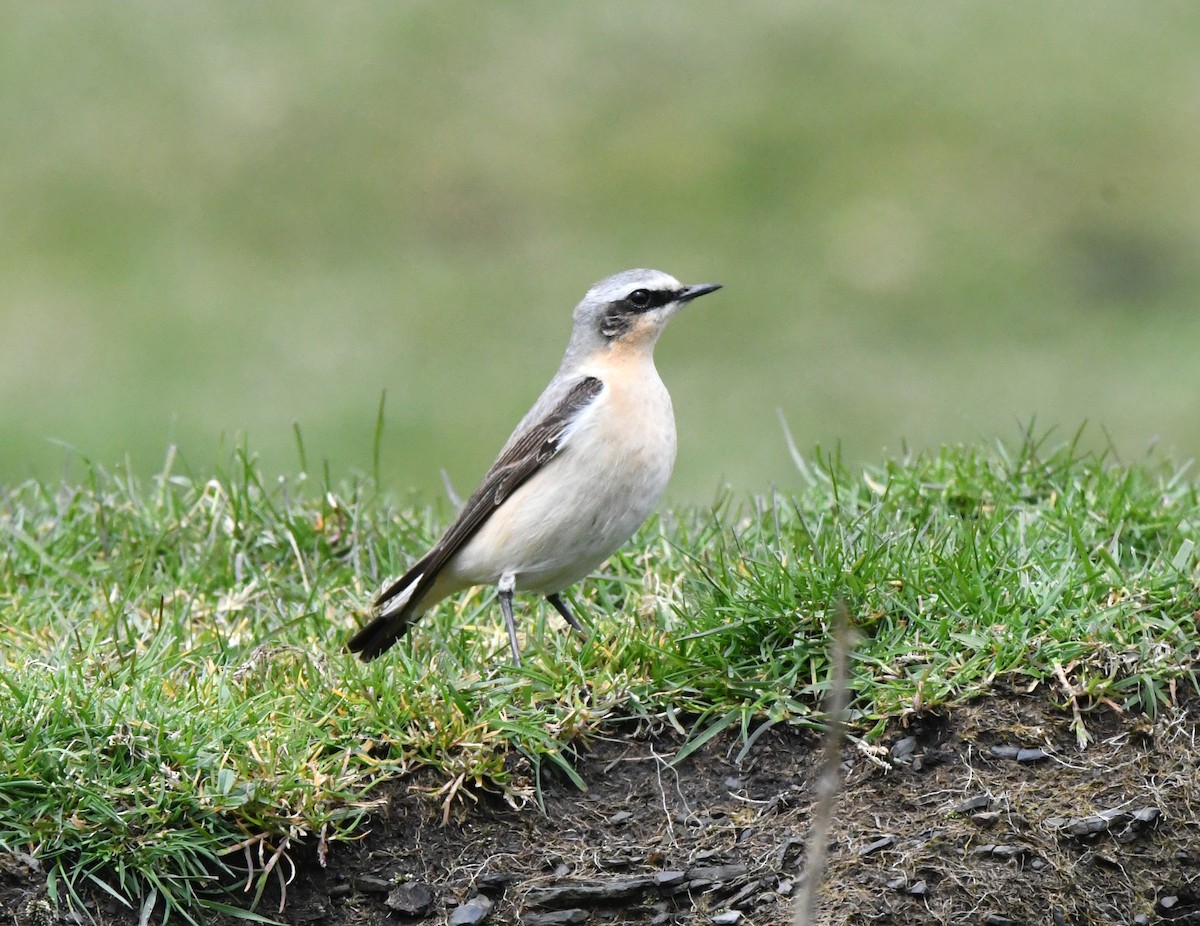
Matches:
[547,592,588,637]
[499,572,521,666]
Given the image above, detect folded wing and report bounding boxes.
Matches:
[348,375,605,660]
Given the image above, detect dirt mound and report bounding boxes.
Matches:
[5,693,1198,925]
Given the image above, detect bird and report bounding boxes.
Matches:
[348,268,722,665]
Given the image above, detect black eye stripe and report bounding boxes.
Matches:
[600,287,682,338]
[623,288,677,312]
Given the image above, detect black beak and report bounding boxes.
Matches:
[678,282,723,303]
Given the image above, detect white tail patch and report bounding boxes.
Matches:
[377,574,422,618]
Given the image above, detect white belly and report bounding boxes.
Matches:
[448,367,676,593]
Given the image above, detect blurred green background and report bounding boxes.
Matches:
[2,4,1198,502]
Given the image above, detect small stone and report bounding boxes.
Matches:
[972,844,1026,860]
[724,776,745,790]
[775,879,794,897]
[685,863,748,883]
[525,877,656,908]
[859,835,897,856]
[653,871,686,888]
[1156,895,1179,912]
[885,876,907,891]
[449,894,493,926]
[1066,817,1105,837]
[1061,809,1127,837]
[1132,807,1161,825]
[1016,747,1049,763]
[712,912,742,925]
[727,880,761,909]
[989,745,1020,760]
[352,874,393,893]
[1134,916,1150,926]
[1117,806,1163,841]
[608,811,633,825]
[386,881,436,916]
[890,737,916,760]
[952,795,991,814]
[907,880,927,896]
[524,911,589,926]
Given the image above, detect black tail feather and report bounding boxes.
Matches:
[347,607,418,660]
[348,553,433,661]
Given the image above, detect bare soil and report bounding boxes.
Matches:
[5,691,1199,925]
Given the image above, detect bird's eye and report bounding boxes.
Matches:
[626,289,652,309]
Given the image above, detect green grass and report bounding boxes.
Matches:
[2,430,1198,920]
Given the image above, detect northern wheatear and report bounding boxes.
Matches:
[348,268,721,665]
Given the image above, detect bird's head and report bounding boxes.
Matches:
[568,269,722,358]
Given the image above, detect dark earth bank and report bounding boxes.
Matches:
[4,691,1198,925]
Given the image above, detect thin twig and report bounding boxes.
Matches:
[792,603,854,926]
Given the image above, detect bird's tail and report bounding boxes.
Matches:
[347,554,434,660]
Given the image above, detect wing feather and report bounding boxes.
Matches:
[399,374,603,598]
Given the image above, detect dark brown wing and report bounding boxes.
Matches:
[351,374,605,659]
[400,375,604,599]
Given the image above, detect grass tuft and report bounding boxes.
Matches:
[1,431,1197,918]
